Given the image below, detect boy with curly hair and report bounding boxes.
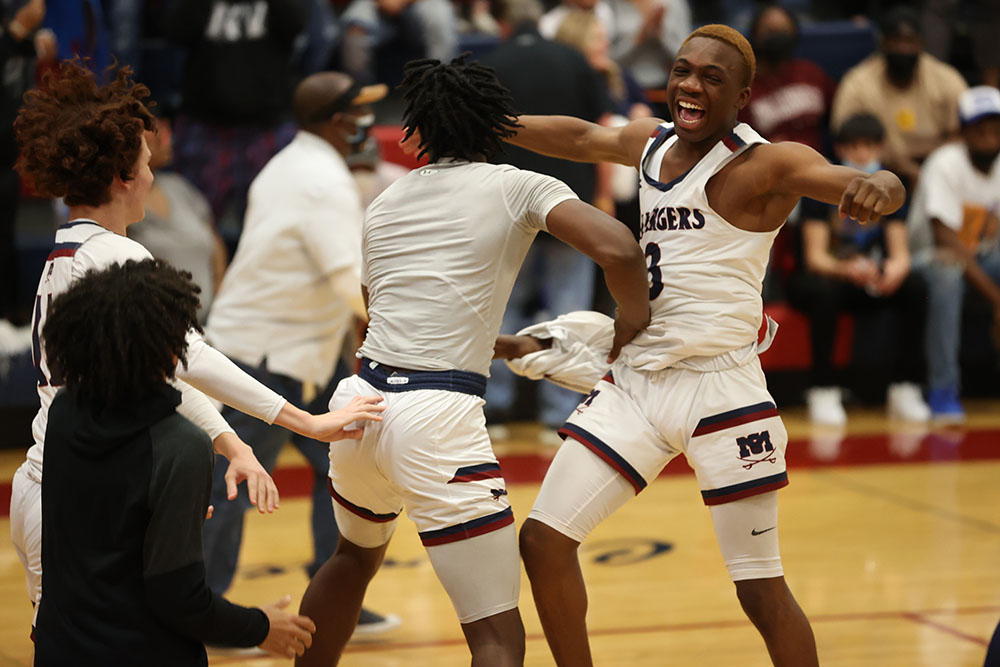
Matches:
[35,259,316,664]
[9,59,383,636]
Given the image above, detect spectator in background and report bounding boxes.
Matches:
[739,3,835,153]
[553,8,652,119]
[340,0,457,85]
[907,86,1000,422]
[831,5,967,189]
[923,0,1000,89]
[788,114,928,426]
[165,0,305,223]
[347,138,409,208]
[539,0,690,90]
[43,0,111,70]
[480,0,613,437]
[0,0,55,324]
[130,116,229,323]
[553,8,652,227]
[203,71,399,636]
[35,259,315,663]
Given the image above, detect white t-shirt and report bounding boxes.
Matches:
[207,131,364,386]
[359,160,577,375]
[908,142,1000,262]
[23,219,285,482]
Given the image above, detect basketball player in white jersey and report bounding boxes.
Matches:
[9,61,384,632]
[294,55,649,666]
[487,25,905,666]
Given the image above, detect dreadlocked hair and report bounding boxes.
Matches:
[43,259,202,410]
[399,54,522,163]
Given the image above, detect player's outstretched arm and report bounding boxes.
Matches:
[398,117,661,168]
[493,334,552,360]
[294,395,386,443]
[764,141,906,224]
[546,200,650,361]
[508,115,661,168]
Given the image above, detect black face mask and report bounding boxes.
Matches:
[755,33,797,65]
[969,148,1000,173]
[884,52,919,83]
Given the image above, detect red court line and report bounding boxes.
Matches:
[5,427,1000,518]
[902,612,991,647]
[211,605,1000,662]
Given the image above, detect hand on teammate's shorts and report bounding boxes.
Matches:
[259,595,316,659]
[311,395,386,442]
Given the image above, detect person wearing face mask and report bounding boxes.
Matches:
[831,5,967,190]
[907,86,1000,422]
[787,113,929,426]
[201,72,402,638]
[739,3,835,154]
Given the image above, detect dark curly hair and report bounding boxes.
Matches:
[14,60,155,207]
[399,54,521,163]
[43,259,202,409]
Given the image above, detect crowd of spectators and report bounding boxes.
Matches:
[2,0,1000,431]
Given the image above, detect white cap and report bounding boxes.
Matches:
[959,86,1000,126]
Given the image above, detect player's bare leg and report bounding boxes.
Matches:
[519,518,593,667]
[460,608,526,667]
[735,577,818,667]
[295,538,388,667]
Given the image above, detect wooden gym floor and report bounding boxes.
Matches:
[1,403,998,666]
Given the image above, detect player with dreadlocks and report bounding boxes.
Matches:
[294,54,650,666]
[398,56,521,163]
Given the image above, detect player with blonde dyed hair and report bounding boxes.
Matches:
[476,23,901,666]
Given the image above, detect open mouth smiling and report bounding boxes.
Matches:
[675,99,706,129]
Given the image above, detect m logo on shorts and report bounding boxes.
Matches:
[575,388,601,414]
[736,431,776,469]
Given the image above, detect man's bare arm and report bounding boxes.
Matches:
[932,219,1000,307]
[493,335,552,360]
[506,115,662,168]
[764,142,906,224]
[545,200,650,361]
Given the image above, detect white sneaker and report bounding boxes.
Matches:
[887,383,931,422]
[806,387,847,426]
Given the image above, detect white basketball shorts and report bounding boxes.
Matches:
[558,356,788,505]
[326,360,519,622]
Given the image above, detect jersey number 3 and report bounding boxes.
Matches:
[645,242,663,300]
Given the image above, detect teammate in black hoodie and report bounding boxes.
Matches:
[34,259,316,665]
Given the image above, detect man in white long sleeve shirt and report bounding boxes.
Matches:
[203,71,397,633]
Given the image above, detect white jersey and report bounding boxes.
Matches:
[23,219,285,482]
[359,160,577,375]
[26,220,151,478]
[619,122,779,371]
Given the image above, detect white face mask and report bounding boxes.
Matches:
[346,113,376,147]
[844,158,881,174]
